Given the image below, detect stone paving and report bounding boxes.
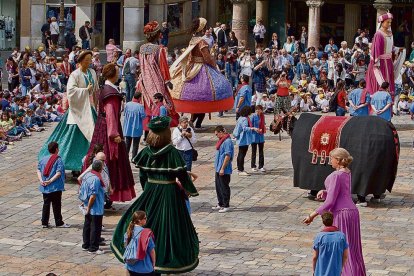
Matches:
[0,112,413,276]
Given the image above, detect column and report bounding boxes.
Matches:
[373,0,392,29]
[123,0,145,51]
[76,0,94,46]
[183,0,193,30]
[231,0,249,46]
[344,4,361,44]
[207,0,218,26]
[256,0,268,41]
[306,0,324,49]
[199,0,208,19]
[30,0,45,48]
[149,0,165,24]
[20,0,32,49]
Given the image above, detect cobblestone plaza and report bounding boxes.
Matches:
[0,113,413,275]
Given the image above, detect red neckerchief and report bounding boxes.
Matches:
[91,170,105,187]
[151,102,163,116]
[137,228,155,260]
[246,117,253,127]
[322,226,339,232]
[237,82,249,93]
[43,154,59,177]
[359,88,368,104]
[216,134,230,150]
[259,113,266,134]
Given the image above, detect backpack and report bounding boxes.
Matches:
[329,91,339,112]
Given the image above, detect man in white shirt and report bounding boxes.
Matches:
[202,29,215,50]
[354,31,369,45]
[172,116,197,171]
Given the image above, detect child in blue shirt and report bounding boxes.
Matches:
[213,125,234,213]
[123,211,156,275]
[313,212,349,276]
[233,106,261,176]
[371,82,393,122]
[37,141,69,228]
[79,160,106,254]
[250,105,266,172]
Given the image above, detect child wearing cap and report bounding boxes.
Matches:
[398,94,410,114]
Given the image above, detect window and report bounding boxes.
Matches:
[0,0,20,50]
[167,3,183,32]
[192,0,200,19]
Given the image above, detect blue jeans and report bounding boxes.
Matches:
[21,85,30,97]
[179,149,193,172]
[336,106,346,116]
[82,40,90,50]
[125,73,137,102]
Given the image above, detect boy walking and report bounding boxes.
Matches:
[313,212,349,276]
[37,141,70,228]
[212,125,234,213]
[79,160,106,254]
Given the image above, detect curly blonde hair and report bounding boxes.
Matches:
[330,148,353,168]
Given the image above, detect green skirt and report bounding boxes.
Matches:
[111,180,199,274]
[38,109,97,171]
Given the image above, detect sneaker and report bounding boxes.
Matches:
[251,168,258,172]
[218,207,230,213]
[88,249,105,255]
[211,205,221,210]
[238,171,250,176]
[356,201,368,207]
[57,223,71,228]
[259,168,266,173]
[42,224,50,228]
[81,247,89,251]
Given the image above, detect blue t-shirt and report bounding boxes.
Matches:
[38,155,65,194]
[234,84,252,110]
[214,138,234,174]
[371,91,392,121]
[124,226,155,273]
[250,113,265,144]
[313,231,348,276]
[123,102,146,137]
[79,172,105,216]
[233,117,253,146]
[348,88,370,116]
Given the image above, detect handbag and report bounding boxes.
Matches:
[185,137,198,161]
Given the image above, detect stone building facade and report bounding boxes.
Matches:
[2,0,414,52]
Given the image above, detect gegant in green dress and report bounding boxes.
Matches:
[111,144,199,274]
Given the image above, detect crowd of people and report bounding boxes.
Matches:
[0,11,411,276]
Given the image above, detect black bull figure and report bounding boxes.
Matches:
[291,113,400,196]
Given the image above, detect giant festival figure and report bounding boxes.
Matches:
[366,12,405,98]
[38,51,98,173]
[84,63,136,202]
[169,17,234,113]
[136,21,179,128]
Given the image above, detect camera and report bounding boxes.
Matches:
[186,128,192,133]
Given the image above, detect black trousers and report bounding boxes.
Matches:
[82,214,103,252]
[125,136,141,159]
[215,173,231,208]
[251,142,264,169]
[190,113,205,128]
[237,145,249,172]
[128,271,160,276]
[128,271,157,276]
[41,191,64,226]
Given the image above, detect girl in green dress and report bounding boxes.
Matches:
[111,116,199,274]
